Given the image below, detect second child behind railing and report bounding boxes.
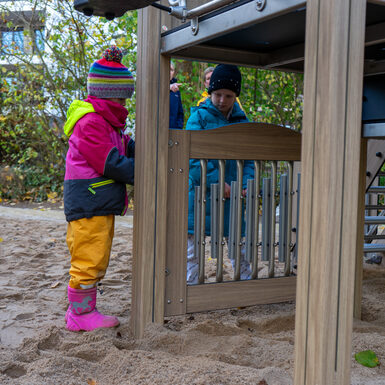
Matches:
[185,64,254,284]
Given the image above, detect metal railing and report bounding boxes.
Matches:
[192,160,299,284]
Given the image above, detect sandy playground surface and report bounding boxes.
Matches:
[1,203,385,384]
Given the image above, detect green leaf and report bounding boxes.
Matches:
[355,350,380,368]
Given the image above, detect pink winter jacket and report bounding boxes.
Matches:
[63,96,135,222]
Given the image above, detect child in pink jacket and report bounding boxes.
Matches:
[63,46,135,332]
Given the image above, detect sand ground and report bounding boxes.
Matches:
[1,204,385,385]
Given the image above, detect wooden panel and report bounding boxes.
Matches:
[190,123,301,161]
[131,7,169,338]
[186,277,296,314]
[294,0,366,384]
[164,130,190,316]
[153,54,171,323]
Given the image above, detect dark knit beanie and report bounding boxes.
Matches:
[87,46,135,99]
[208,64,242,96]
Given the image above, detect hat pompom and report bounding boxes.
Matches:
[103,45,123,63]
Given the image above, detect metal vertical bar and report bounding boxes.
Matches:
[216,160,225,282]
[194,186,201,266]
[245,178,254,263]
[210,183,219,260]
[279,174,288,263]
[228,181,236,260]
[285,161,293,276]
[234,160,243,281]
[269,161,277,278]
[252,160,261,279]
[293,173,301,264]
[198,159,207,284]
[262,177,271,261]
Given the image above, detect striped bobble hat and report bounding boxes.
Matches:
[87,46,135,99]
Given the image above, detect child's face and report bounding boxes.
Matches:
[109,98,127,106]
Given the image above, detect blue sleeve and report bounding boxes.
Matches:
[104,147,135,185]
[186,110,204,131]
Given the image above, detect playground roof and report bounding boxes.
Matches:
[161,0,385,75]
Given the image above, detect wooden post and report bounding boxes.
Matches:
[293,0,366,384]
[131,7,169,338]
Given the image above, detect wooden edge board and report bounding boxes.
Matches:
[182,276,296,315]
[189,122,302,161]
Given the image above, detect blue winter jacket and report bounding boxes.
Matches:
[186,98,254,236]
[169,78,184,129]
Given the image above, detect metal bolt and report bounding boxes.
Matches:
[256,0,266,11]
[290,191,295,195]
[221,241,226,245]
[366,171,371,177]
[179,168,183,173]
[179,298,184,303]
[175,141,179,145]
[202,241,206,245]
[167,299,171,304]
[170,168,174,173]
[376,152,382,157]
[168,139,174,147]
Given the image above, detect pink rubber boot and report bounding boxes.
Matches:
[66,286,119,332]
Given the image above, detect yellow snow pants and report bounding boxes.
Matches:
[66,215,115,289]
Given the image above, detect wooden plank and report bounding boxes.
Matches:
[293,0,366,384]
[190,123,301,161]
[164,130,190,316]
[153,54,170,324]
[186,277,296,314]
[131,7,168,338]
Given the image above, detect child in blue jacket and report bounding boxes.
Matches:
[186,64,254,284]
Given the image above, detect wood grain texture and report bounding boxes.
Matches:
[294,1,366,384]
[164,130,190,316]
[131,8,169,338]
[189,123,301,160]
[186,277,296,314]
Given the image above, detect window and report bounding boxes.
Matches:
[34,29,44,52]
[1,29,24,53]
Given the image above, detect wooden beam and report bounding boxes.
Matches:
[186,277,296,314]
[365,21,385,47]
[365,59,385,76]
[293,0,366,384]
[265,43,305,69]
[164,130,190,317]
[131,7,169,338]
[170,44,269,67]
[189,123,301,161]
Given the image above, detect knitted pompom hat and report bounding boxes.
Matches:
[208,64,242,96]
[87,46,135,99]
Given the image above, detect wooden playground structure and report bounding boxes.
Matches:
[74,0,385,384]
